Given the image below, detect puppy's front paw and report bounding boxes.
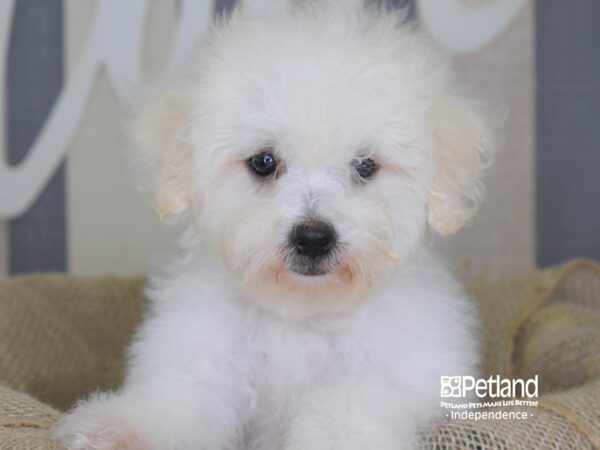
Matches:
[54,398,147,450]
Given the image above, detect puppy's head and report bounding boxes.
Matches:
[131,2,492,318]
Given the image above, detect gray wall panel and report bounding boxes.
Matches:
[7,0,66,274]
[536,0,600,266]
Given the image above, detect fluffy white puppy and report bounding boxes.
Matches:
[56,1,492,449]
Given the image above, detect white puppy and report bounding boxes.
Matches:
[56,1,491,449]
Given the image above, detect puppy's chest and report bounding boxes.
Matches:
[242,317,356,396]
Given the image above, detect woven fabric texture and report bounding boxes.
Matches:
[0,260,599,449]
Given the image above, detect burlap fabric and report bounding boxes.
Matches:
[0,260,599,449]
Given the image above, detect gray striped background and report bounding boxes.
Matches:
[7,0,65,275]
[536,0,600,266]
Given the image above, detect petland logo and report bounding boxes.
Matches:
[440,375,539,421]
[441,375,539,399]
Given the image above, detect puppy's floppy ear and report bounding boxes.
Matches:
[425,95,493,235]
[129,87,194,222]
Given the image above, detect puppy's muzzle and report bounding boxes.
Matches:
[288,220,338,276]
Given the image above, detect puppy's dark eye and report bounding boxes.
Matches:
[352,157,378,180]
[248,152,277,177]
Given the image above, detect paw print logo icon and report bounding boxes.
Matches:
[440,376,462,398]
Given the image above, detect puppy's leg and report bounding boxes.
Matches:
[54,303,248,450]
[54,379,245,450]
[284,379,433,450]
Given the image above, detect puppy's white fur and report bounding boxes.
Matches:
[55,1,491,449]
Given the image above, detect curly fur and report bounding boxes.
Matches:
[55,1,492,449]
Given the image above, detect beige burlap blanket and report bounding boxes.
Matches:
[0,259,599,449]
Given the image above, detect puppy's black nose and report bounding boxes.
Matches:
[290,221,337,259]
